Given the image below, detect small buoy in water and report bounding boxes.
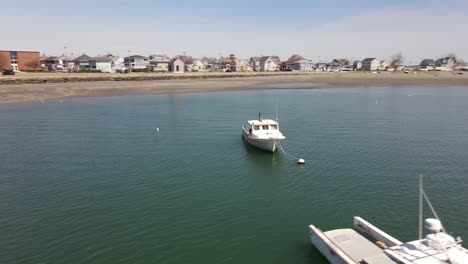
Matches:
[156,128,159,132]
[297,159,305,164]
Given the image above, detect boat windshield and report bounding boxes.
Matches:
[253,125,260,130]
[270,124,278,130]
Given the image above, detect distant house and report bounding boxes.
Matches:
[43,54,76,71]
[230,59,251,72]
[353,60,362,70]
[420,59,435,70]
[72,54,92,71]
[89,56,113,73]
[206,57,221,71]
[124,55,149,71]
[259,56,281,71]
[435,57,456,70]
[190,58,207,72]
[380,60,389,71]
[169,58,184,73]
[361,58,380,71]
[282,55,304,71]
[315,62,327,71]
[250,57,261,71]
[291,59,314,71]
[149,54,170,72]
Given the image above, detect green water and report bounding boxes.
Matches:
[1,86,468,264]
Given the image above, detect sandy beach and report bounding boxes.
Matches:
[1,71,467,104]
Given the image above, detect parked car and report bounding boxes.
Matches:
[2,70,15,75]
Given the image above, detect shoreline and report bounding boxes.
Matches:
[1,71,468,104]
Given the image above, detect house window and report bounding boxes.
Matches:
[10,52,18,64]
[176,65,180,71]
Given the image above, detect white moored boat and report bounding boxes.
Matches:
[308,176,468,264]
[242,113,285,152]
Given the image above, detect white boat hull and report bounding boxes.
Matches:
[242,127,283,152]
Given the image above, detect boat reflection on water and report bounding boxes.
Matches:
[241,136,284,169]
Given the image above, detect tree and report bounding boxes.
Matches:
[391,52,404,67]
[446,53,465,65]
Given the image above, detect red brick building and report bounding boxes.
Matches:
[0,50,41,71]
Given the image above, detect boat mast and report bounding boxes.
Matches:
[419,174,423,240]
[275,99,278,121]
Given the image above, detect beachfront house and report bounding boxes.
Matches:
[72,54,92,72]
[205,57,221,71]
[169,58,185,73]
[190,58,207,72]
[259,56,281,71]
[124,55,149,71]
[282,55,304,71]
[380,60,389,70]
[361,58,381,71]
[89,56,113,73]
[230,58,251,72]
[353,60,363,70]
[250,57,261,71]
[44,54,76,71]
[435,57,456,70]
[149,54,170,72]
[420,59,435,70]
[291,59,314,71]
[315,62,327,71]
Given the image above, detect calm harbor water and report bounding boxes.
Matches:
[1,85,468,264]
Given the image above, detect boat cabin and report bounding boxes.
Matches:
[246,119,280,135]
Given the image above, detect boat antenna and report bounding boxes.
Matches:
[258,112,262,121]
[419,174,423,239]
[275,99,278,121]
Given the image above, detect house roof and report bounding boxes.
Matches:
[45,56,59,61]
[127,55,148,59]
[363,58,378,62]
[286,55,304,64]
[260,56,281,63]
[72,54,92,62]
[175,55,194,64]
[89,56,113,62]
[294,59,313,64]
[169,58,184,64]
[420,59,435,64]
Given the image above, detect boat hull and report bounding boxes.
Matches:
[309,225,355,264]
[242,128,282,152]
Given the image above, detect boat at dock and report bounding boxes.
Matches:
[242,113,285,152]
[308,176,468,264]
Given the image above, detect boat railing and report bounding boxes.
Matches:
[353,217,402,247]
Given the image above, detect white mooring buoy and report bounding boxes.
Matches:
[156,128,159,132]
[297,159,305,165]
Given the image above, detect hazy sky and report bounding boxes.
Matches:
[3,0,468,63]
